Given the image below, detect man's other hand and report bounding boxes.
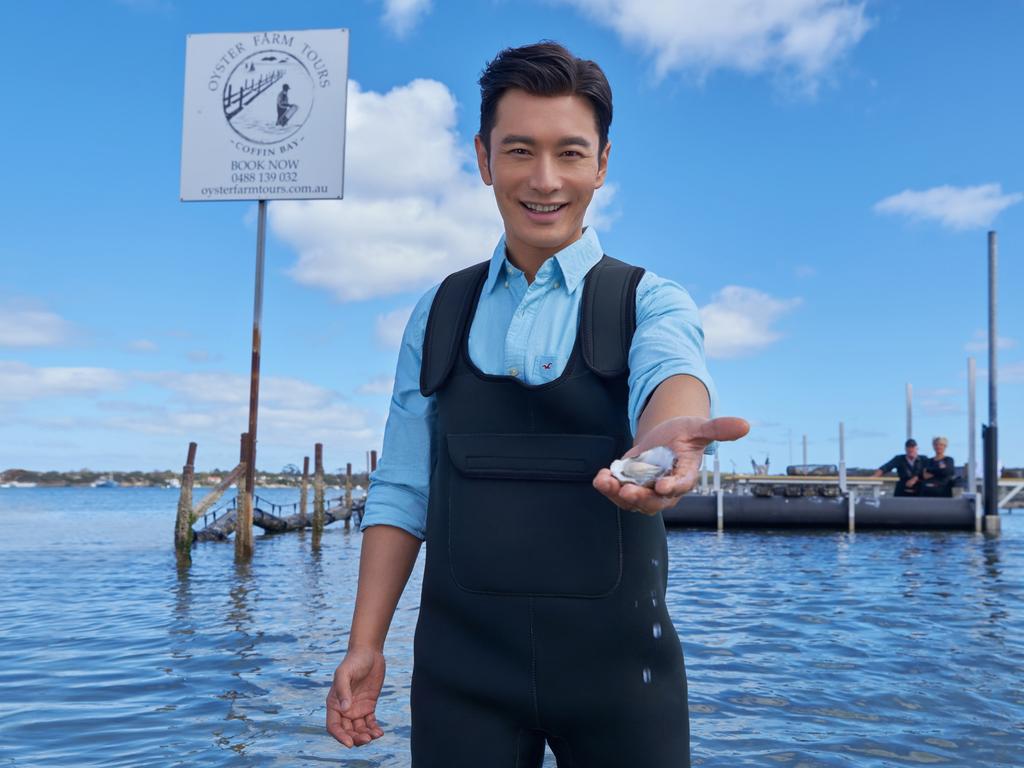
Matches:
[593,416,749,516]
[326,647,386,748]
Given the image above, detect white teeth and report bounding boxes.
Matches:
[524,202,563,213]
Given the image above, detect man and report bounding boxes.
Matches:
[326,42,748,767]
[873,438,926,496]
[276,83,291,125]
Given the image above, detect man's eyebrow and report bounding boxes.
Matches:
[498,135,593,148]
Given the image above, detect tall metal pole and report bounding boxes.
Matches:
[905,383,913,441]
[967,356,977,495]
[983,231,999,526]
[838,421,847,494]
[243,199,267,545]
[802,434,808,467]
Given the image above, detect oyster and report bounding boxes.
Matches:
[609,445,676,488]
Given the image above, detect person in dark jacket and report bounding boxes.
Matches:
[920,436,955,497]
[874,438,927,496]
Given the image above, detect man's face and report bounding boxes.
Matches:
[907,445,918,460]
[474,89,609,262]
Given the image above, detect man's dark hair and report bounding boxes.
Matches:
[905,438,917,448]
[478,41,612,157]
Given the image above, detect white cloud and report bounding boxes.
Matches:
[874,183,1023,230]
[128,339,158,353]
[0,305,73,347]
[0,361,125,400]
[382,0,432,38]
[145,371,338,410]
[560,0,872,89]
[271,79,618,304]
[375,306,414,350]
[699,286,801,359]
[272,79,501,302]
[357,374,396,396]
[965,329,1016,353]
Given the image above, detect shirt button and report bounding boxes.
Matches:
[509,367,518,376]
[504,281,509,288]
[553,281,560,289]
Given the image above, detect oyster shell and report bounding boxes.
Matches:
[609,445,676,488]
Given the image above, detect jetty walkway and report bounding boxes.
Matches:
[193,493,365,542]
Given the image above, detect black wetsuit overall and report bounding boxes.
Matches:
[411,255,691,767]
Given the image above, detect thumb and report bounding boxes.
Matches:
[697,416,750,444]
[336,665,355,713]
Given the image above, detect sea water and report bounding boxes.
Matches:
[0,487,1021,766]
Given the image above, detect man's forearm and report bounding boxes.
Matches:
[348,524,423,652]
[635,374,711,444]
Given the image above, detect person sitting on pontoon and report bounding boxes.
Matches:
[873,438,926,496]
[920,436,955,497]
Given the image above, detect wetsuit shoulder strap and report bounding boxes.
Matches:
[419,260,490,396]
[580,254,646,378]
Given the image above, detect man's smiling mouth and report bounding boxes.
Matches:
[521,202,567,213]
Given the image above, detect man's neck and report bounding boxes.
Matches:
[504,229,584,284]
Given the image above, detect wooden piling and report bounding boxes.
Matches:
[299,455,310,525]
[235,432,254,561]
[370,450,378,472]
[312,443,325,546]
[174,441,198,564]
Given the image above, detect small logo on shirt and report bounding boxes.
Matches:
[534,355,559,381]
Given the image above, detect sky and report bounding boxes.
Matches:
[1,0,1022,475]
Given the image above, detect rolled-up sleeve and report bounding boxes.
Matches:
[628,271,718,452]
[359,284,440,541]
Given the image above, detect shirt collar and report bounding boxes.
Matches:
[483,227,605,294]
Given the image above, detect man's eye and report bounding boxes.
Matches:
[508,148,530,155]
[562,150,583,158]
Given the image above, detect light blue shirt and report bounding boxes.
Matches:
[361,227,717,541]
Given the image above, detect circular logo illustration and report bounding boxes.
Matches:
[222,49,314,145]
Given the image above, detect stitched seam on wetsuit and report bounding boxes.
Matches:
[529,596,541,729]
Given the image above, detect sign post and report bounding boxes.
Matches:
[181,28,349,558]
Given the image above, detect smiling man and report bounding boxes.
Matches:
[326,41,748,767]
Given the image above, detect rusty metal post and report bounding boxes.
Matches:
[243,199,268,547]
[235,432,253,561]
[174,441,198,563]
[299,455,310,526]
[312,443,325,546]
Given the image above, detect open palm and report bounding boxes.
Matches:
[593,416,749,515]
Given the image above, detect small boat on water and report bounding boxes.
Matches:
[0,481,37,488]
[91,477,120,488]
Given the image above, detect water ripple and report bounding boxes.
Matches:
[0,489,1021,766]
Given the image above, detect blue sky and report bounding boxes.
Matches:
[2,0,1021,474]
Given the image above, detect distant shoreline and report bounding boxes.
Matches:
[0,469,371,489]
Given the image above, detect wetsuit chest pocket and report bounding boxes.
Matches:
[446,433,623,598]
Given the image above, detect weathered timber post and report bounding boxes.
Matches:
[235,432,254,561]
[299,456,310,526]
[174,441,198,564]
[312,443,325,546]
[370,450,378,472]
[345,462,352,508]
[343,461,353,531]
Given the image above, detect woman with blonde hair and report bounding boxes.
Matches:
[921,436,955,497]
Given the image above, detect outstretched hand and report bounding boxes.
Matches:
[326,647,386,748]
[593,416,749,515]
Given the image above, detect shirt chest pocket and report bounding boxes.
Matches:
[533,354,560,382]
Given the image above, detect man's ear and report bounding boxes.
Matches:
[474,134,493,186]
[595,140,611,189]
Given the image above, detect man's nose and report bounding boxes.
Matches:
[528,155,560,195]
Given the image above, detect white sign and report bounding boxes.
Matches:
[180,28,348,201]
